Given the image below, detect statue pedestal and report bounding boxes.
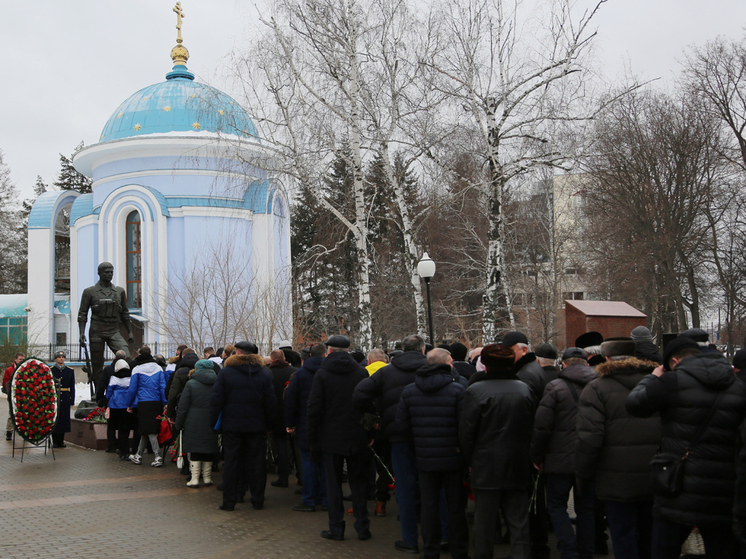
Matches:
[68,418,109,450]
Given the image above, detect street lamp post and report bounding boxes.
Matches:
[417,252,436,346]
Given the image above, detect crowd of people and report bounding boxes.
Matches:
[5,327,746,559]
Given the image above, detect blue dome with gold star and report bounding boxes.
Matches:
[99,64,259,143]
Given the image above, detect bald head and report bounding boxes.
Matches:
[427,348,453,366]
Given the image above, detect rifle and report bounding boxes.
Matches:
[81,343,96,399]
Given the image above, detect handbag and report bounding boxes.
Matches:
[650,388,723,498]
[157,416,173,444]
[176,432,184,469]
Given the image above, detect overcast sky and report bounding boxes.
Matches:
[1,0,744,199]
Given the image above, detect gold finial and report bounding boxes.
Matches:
[173,2,185,44]
[170,2,189,65]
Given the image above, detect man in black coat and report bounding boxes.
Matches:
[267,349,297,487]
[307,335,372,542]
[209,340,276,512]
[51,351,76,448]
[627,336,746,558]
[352,334,427,551]
[396,348,468,559]
[460,343,535,559]
[576,338,660,559]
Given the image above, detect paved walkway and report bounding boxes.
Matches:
[0,401,610,558]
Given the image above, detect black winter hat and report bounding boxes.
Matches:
[535,343,558,360]
[733,349,746,371]
[575,331,603,349]
[501,331,529,346]
[562,347,588,361]
[662,336,699,370]
[235,341,259,354]
[325,335,350,349]
[450,342,468,361]
[681,328,708,343]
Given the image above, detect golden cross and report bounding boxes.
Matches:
[173,2,185,44]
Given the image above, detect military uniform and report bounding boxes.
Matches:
[78,281,131,385]
[51,362,76,447]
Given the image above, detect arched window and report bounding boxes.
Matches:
[125,211,142,309]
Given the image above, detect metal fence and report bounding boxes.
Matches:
[26,342,181,363]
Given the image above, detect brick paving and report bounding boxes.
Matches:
[0,399,610,558]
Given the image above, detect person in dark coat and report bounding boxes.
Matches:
[267,349,296,487]
[209,340,276,511]
[576,338,660,559]
[450,342,477,380]
[104,359,136,460]
[285,342,328,511]
[460,343,536,559]
[352,334,427,545]
[166,349,199,420]
[535,342,559,384]
[475,330,549,558]
[627,336,746,558]
[306,335,372,542]
[175,359,219,487]
[396,348,468,559]
[734,349,746,384]
[630,326,661,364]
[531,347,597,559]
[735,414,746,557]
[96,350,128,452]
[51,351,76,448]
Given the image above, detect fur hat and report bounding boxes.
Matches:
[601,337,637,358]
[480,344,515,372]
[575,331,603,349]
[733,349,746,371]
[450,342,468,361]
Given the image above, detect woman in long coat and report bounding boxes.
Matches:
[175,359,219,487]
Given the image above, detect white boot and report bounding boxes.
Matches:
[187,460,202,487]
[201,461,213,486]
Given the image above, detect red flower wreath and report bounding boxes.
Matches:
[10,358,59,444]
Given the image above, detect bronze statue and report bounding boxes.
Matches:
[78,262,133,385]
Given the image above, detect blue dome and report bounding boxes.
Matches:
[99,65,259,143]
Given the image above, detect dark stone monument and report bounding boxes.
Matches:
[78,262,134,386]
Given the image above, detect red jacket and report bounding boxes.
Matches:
[2,364,14,393]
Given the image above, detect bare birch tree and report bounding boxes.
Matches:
[423,0,604,341]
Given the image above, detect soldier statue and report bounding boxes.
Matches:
[78,262,134,386]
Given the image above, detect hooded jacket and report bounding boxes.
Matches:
[352,351,427,442]
[460,367,535,490]
[396,363,466,471]
[209,353,277,433]
[125,354,166,407]
[105,363,133,409]
[531,363,598,474]
[284,355,324,450]
[576,357,660,502]
[166,351,200,419]
[175,361,220,454]
[306,351,370,455]
[627,353,746,525]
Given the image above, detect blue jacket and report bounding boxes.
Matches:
[396,363,466,472]
[106,373,135,409]
[209,353,276,433]
[125,359,167,407]
[284,356,324,450]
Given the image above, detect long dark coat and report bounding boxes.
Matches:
[175,367,220,454]
[52,364,75,434]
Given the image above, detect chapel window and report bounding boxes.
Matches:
[125,211,142,309]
